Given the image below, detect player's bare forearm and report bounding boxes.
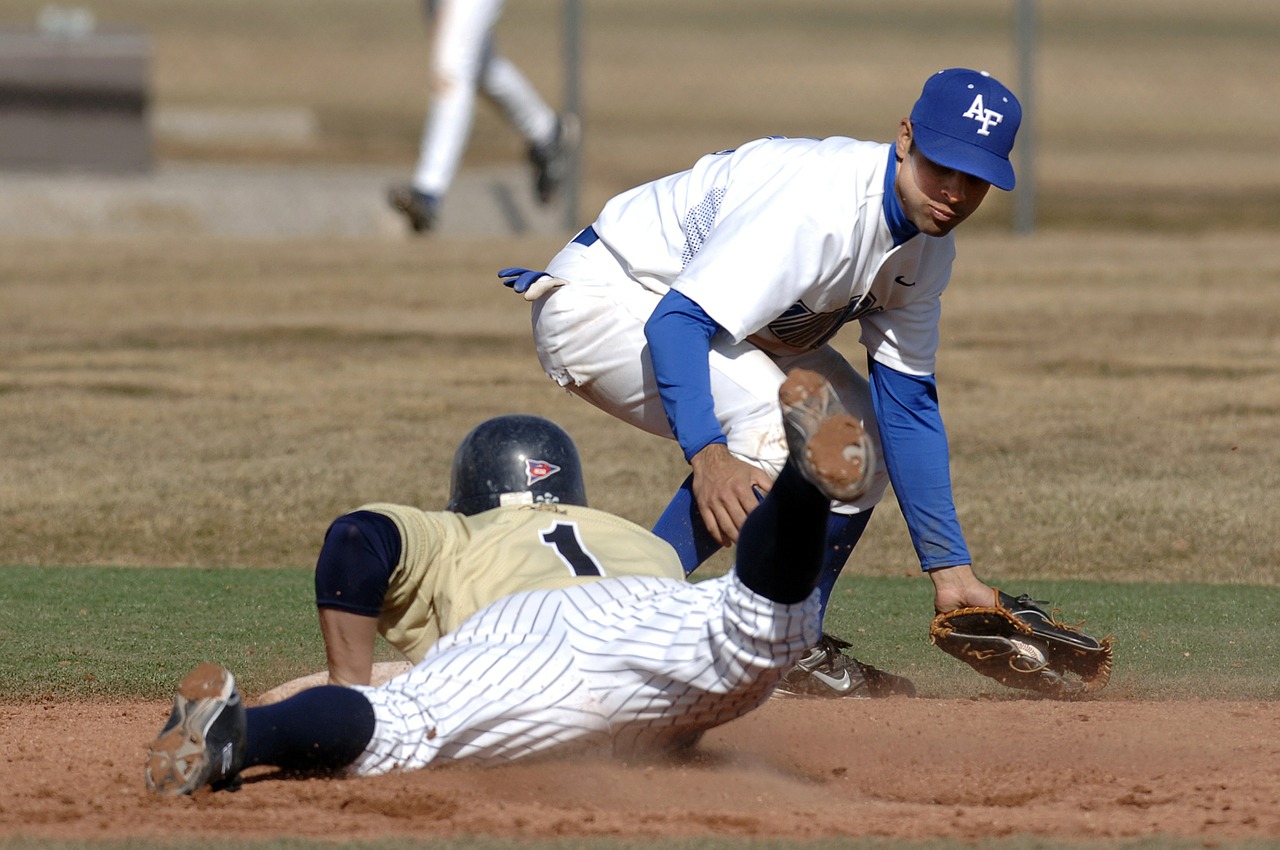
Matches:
[318,607,380,686]
[689,443,773,546]
[928,564,997,613]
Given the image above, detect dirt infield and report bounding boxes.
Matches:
[2,697,1276,843]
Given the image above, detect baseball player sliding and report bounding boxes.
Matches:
[312,413,686,688]
[500,68,1022,698]
[146,370,880,794]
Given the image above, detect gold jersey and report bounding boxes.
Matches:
[357,502,685,664]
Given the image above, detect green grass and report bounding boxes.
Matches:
[2,567,1277,702]
[0,566,325,700]
[821,576,1280,700]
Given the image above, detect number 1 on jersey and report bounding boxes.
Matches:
[539,521,605,577]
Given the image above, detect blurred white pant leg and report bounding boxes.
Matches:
[413,0,504,195]
[481,54,557,145]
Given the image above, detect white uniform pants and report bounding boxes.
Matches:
[530,236,888,514]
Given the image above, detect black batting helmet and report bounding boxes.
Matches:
[446,414,588,515]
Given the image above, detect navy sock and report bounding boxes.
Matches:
[815,509,873,621]
[733,463,830,604]
[651,474,723,574]
[245,686,376,772]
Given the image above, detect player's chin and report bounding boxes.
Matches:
[916,219,954,238]
[921,210,967,237]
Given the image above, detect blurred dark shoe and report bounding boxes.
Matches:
[529,113,580,205]
[387,184,439,233]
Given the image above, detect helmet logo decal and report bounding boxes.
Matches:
[525,458,561,487]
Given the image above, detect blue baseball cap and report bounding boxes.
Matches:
[909,68,1021,191]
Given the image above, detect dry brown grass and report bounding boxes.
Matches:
[5,0,1276,224]
[2,231,1277,585]
[0,1,1277,583]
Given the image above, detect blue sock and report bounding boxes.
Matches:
[815,509,873,622]
[245,686,376,771]
[651,474,722,574]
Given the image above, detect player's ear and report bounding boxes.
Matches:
[895,120,913,161]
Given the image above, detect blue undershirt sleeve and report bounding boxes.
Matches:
[867,357,972,570]
[644,290,727,462]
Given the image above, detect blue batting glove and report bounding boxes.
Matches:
[498,267,550,294]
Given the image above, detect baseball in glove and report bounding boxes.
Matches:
[929,591,1113,698]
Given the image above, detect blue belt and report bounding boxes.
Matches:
[572,225,599,247]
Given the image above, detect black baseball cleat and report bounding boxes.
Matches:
[778,368,876,502]
[529,113,580,205]
[773,633,917,699]
[145,663,247,796]
[387,184,439,233]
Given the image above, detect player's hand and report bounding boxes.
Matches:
[927,563,998,613]
[689,443,773,546]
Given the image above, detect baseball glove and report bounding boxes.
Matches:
[929,591,1113,698]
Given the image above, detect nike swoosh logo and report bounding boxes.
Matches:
[894,275,916,287]
[806,668,853,692]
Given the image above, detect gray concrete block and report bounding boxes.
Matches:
[0,27,151,173]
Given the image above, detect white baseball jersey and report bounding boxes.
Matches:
[350,564,820,773]
[587,135,956,375]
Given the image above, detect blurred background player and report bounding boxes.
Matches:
[145,371,888,795]
[499,68,1022,699]
[387,0,578,233]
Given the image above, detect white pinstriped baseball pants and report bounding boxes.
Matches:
[348,573,820,774]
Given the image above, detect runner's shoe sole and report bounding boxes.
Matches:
[779,369,875,501]
[145,663,246,796]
